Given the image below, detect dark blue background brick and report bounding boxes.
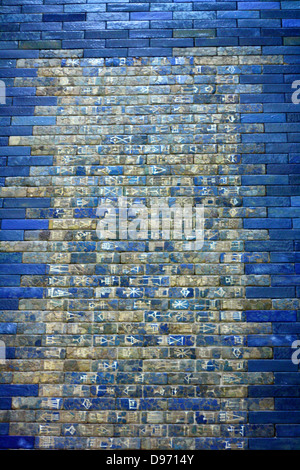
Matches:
[0,436,34,449]
[0,385,38,397]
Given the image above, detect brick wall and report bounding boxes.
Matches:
[0,0,299,450]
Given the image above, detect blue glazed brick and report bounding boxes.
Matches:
[0,264,46,275]
[0,50,39,59]
[275,374,300,385]
[276,425,300,437]
[193,2,236,11]
[281,1,300,8]
[291,196,300,206]
[21,21,61,32]
[62,40,105,48]
[12,116,56,126]
[194,438,232,450]
[246,287,295,298]
[243,197,290,207]
[64,398,115,410]
[238,19,281,27]
[13,97,57,106]
[168,398,219,411]
[269,208,300,217]
[65,4,106,12]
[245,264,294,274]
[218,27,260,37]
[87,13,130,21]
[174,11,216,19]
[130,12,172,20]
[150,39,193,47]
[248,360,297,372]
[3,198,51,207]
[0,209,26,218]
[43,13,85,22]
[105,39,149,48]
[0,436,34,449]
[86,31,129,39]
[107,4,149,12]
[267,186,300,196]
[7,346,17,358]
[0,323,17,334]
[42,31,84,39]
[242,175,289,185]
[245,241,294,251]
[23,5,63,13]
[0,253,22,264]
[263,45,300,55]
[276,398,300,410]
[246,310,297,322]
[244,218,291,229]
[7,157,53,166]
[150,20,192,29]
[1,219,49,230]
[0,299,19,310]
[249,386,300,397]
[293,220,300,228]
[291,176,300,186]
[194,19,236,28]
[0,276,20,286]
[0,231,24,241]
[217,11,259,19]
[241,114,286,123]
[0,126,33,136]
[0,288,44,299]
[266,143,300,153]
[0,119,10,127]
[238,2,280,9]
[273,275,300,286]
[64,21,105,31]
[0,399,12,410]
[269,230,300,240]
[241,94,284,103]
[128,48,172,56]
[249,412,300,424]
[248,335,298,346]
[6,87,36,96]
[195,38,238,46]
[242,133,286,143]
[0,14,42,22]
[273,323,300,334]
[268,164,300,174]
[84,49,128,57]
[249,438,300,450]
[0,424,9,435]
[130,29,173,38]
[0,146,27,155]
[283,19,300,27]
[0,385,38,396]
[0,107,34,117]
[264,103,300,112]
